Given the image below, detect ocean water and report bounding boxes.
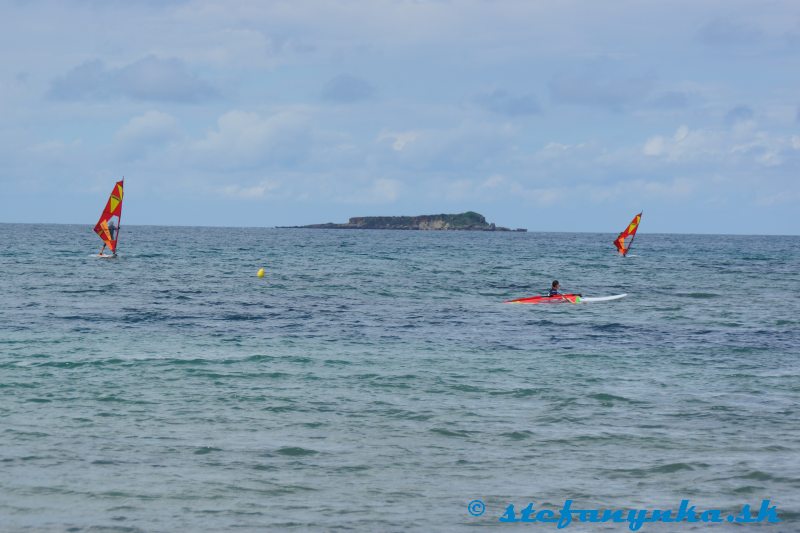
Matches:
[1,224,799,532]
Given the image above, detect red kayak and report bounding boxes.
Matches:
[505,293,582,304]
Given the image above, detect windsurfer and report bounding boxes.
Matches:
[99,221,118,256]
[94,179,124,258]
[614,211,642,256]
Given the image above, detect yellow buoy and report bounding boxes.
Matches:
[256,268,265,278]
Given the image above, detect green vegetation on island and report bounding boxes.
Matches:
[295,211,526,231]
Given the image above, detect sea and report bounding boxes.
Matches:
[1,224,798,532]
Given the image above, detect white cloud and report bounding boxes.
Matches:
[30,139,82,158]
[337,178,401,204]
[533,141,594,163]
[640,124,796,168]
[755,190,800,206]
[470,176,697,207]
[643,126,691,157]
[473,88,540,116]
[536,142,569,158]
[164,28,280,69]
[190,109,311,169]
[757,150,782,167]
[549,69,655,111]
[321,74,375,103]
[481,174,506,189]
[115,111,179,144]
[48,56,216,103]
[220,180,280,199]
[377,130,419,151]
[113,110,181,161]
[432,174,561,206]
[589,177,694,202]
[369,178,400,203]
[674,125,689,142]
[372,121,519,174]
[520,186,560,206]
[643,136,665,156]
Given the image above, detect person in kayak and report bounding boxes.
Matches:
[549,280,562,296]
[549,280,581,298]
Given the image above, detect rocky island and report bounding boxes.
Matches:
[295,211,526,231]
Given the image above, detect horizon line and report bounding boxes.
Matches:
[0,221,797,238]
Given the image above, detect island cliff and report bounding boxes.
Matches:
[296,211,526,231]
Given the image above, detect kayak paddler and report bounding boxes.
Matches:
[549,280,581,298]
[549,280,562,296]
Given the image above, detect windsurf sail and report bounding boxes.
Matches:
[94,179,124,254]
[613,211,642,256]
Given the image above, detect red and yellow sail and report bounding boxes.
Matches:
[94,179,124,252]
[613,211,642,256]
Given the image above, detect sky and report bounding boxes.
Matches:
[1,0,799,234]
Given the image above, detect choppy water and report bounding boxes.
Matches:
[1,224,799,532]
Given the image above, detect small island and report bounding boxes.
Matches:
[293,211,526,231]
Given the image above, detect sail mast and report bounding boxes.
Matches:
[116,177,124,249]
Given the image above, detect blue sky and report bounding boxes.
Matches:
[1,0,799,234]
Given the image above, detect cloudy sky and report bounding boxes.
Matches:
[1,0,799,234]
